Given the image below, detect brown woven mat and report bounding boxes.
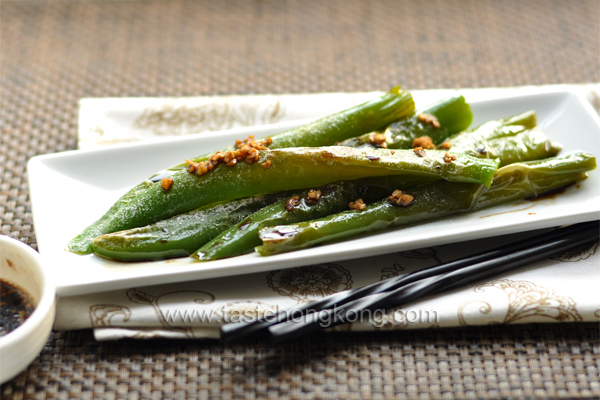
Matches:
[1,324,599,399]
[1,0,599,398]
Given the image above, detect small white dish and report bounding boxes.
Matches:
[0,235,56,384]
[27,87,600,296]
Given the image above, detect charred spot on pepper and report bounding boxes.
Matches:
[285,196,301,211]
[306,189,322,204]
[388,189,414,207]
[348,198,366,211]
[367,155,381,161]
[417,113,441,128]
[476,144,487,155]
[413,147,426,157]
[411,136,435,150]
[161,177,173,192]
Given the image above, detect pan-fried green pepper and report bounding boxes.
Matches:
[441,110,538,150]
[69,87,415,254]
[192,177,423,261]
[69,146,498,254]
[256,152,596,256]
[193,183,359,261]
[255,87,415,149]
[91,175,429,262]
[91,192,292,261]
[88,114,556,262]
[90,110,536,258]
[474,152,596,208]
[195,128,561,260]
[439,110,560,166]
[91,177,422,262]
[338,95,472,149]
[453,128,562,167]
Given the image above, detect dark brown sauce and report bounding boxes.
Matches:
[526,184,571,202]
[479,204,536,218]
[0,280,34,337]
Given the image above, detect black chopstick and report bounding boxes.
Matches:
[220,220,599,343]
[267,220,599,343]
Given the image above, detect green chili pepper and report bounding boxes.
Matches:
[192,177,422,261]
[439,110,560,167]
[190,131,558,261]
[68,88,415,254]
[91,192,293,261]
[259,87,415,148]
[194,128,562,260]
[192,183,358,261]
[455,128,562,167]
[88,118,554,262]
[475,152,597,208]
[256,152,596,256]
[339,95,472,149]
[441,110,538,150]
[91,177,425,262]
[68,146,498,254]
[92,175,440,262]
[84,110,540,260]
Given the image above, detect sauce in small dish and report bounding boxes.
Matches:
[0,280,34,337]
[0,235,56,384]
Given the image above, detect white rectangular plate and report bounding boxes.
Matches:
[28,87,600,296]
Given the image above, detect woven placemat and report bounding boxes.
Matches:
[1,324,598,399]
[1,0,599,398]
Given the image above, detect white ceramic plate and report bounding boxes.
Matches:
[28,87,600,296]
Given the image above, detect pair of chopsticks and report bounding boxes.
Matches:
[221,220,599,344]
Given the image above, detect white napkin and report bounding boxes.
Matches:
[57,84,600,340]
[78,92,382,148]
